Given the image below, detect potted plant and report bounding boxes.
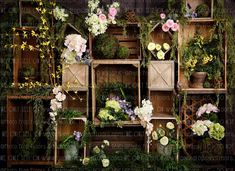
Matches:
[151,122,178,156]
[59,131,82,161]
[182,34,222,88]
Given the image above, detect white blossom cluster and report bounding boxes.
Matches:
[53,6,68,22]
[61,34,87,64]
[134,99,154,136]
[85,0,119,36]
[49,86,66,123]
[196,103,219,118]
[191,120,213,136]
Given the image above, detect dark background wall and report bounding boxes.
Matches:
[0,0,235,168]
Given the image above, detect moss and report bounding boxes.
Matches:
[195,3,210,17]
[93,33,119,59]
[116,46,130,59]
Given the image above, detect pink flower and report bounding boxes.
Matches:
[171,23,179,31]
[99,14,107,22]
[162,23,169,32]
[166,19,174,28]
[160,13,166,19]
[109,7,117,17]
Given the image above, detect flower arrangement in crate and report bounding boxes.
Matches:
[151,122,178,156]
[59,131,83,161]
[140,12,179,63]
[85,0,119,36]
[98,96,136,126]
[191,103,225,160]
[182,34,223,88]
[81,140,110,168]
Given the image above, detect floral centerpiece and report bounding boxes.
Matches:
[191,103,225,141]
[151,122,178,156]
[159,13,179,32]
[81,140,110,168]
[182,34,222,88]
[85,0,119,36]
[191,103,225,162]
[98,96,136,125]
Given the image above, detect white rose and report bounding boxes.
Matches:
[52,86,62,95]
[160,136,169,146]
[102,159,110,168]
[166,122,175,130]
[152,131,158,140]
[103,140,110,146]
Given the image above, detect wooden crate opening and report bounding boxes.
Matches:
[56,120,86,163]
[7,98,51,162]
[63,91,88,116]
[13,28,40,84]
[186,0,213,19]
[91,24,141,60]
[149,91,174,118]
[150,119,177,153]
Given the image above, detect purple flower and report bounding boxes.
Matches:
[73,131,82,142]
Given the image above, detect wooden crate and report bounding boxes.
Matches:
[89,24,141,60]
[13,27,40,84]
[149,119,177,154]
[149,91,174,118]
[180,94,225,155]
[6,95,53,167]
[178,21,227,92]
[91,60,140,124]
[148,61,174,90]
[186,0,214,19]
[55,118,87,165]
[63,91,88,117]
[90,126,145,153]
[62,63,89,91]
[19,0,39,27]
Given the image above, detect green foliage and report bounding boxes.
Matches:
[195,3,210,17]
[96,82,136,109]
[33,99,45,137]
[21,65,36,77]
[116,46,130,59]
[93,33,119,59]
[57,109,83,123]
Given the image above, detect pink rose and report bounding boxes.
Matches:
[109,7,117,17]
[171,23,179,31]
[99,14,107,22]
[160,13,166,19]
[162,23,169,32]
[166,19,174,28]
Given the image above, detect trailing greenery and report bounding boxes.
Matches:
[57,109,83,123]
[33,99,45,137]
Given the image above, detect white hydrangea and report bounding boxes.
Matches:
[196,103,219,118]
[53,6,68,22]
[61,49,77,64]
[191,120,208,136]
[110,2,120,8]
[64,34,87,57]
[88,0,99,13]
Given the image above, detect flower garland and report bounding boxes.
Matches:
[85,0,119,36]
[49,86,66,124]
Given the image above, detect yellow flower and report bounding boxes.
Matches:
[163,43,170,51]
[41,17,46,24]
[147,42,155,51]
[23,31,28,38]
[155,44,162,51]
[21,41,27,50]
[29,45,34,51]
[157,50,165,60]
